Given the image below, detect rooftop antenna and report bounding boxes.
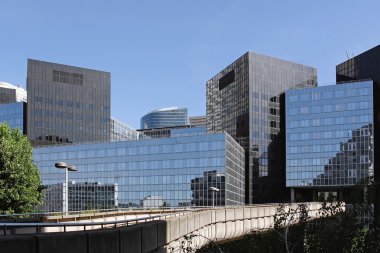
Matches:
[346,51,350,60]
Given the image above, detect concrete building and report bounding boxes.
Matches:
[286,80,374,201]
[27,59,111,146]
[206,51,317,203]
[140,107,189,129]
[33,127,245,209]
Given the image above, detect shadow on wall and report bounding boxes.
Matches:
[0,220,167,253]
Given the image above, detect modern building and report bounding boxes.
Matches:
[27,59,111,146]
[189,116,207,127]
[33,127,245,209]
[140,107,189,129]
[286,80,374,201]
[336,45,380,183]
[206,51,317,203]
[110,118,141,141]
[0,82,27,103]
[336,45,380,85]
[41,181,118,212]
[0,102,26,133]
[138,125,204,139]
[191,170,226,206]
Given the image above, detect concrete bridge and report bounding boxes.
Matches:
[0,203,328,253]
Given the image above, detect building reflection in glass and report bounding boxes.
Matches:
[286,80,374,188]
[33,127,245,210]
[191,170,226,206]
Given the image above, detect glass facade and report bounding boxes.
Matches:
[286,81,374,187]
[33,129,245,210]
[110,118,141,141]
[206,52,317,203]
[140,107,189,129]
[42,181,118,212]
[27,59,111,146]
[0,102,25,133]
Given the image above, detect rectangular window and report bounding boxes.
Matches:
[219,70,235,90]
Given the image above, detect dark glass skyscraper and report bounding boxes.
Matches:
[27,59,111,145]
[336,45,380,185]
[207,52,317,203]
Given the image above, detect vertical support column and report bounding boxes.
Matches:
[290,188,295,203]
[65,168,68,213]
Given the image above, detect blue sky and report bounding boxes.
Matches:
[1,1,380,128]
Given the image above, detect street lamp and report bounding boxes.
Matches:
[209,187,220,207]
[55,162,77,214]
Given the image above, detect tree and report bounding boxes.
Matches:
[0,124,43,214]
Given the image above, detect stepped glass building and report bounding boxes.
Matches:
[286,80,375,201]
[206,52,317,203]
[27,59,111,145]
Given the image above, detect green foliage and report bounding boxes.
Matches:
[0,124,43,214]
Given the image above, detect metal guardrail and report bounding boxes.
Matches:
[0,204,285,236]
[0,206,213,221]
[0,210,191,235]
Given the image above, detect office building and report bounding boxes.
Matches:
[42,181,118,212]
[33,127,245,209]
[138,125,204,139]
[207,51,317,203]
[286,80,374,201]
[189,116,207,127]
[27,59,111,146]
[336,45,380,85]
[0,82,27,103]
[0,102,26,133]
[110,118,141,141]
[191,170,226,206]
[140,107,189,129]
[336,45,380,183]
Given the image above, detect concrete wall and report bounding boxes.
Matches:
[0,203,332,253]
[164,203,327,252]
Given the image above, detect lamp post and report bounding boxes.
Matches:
[209,187,220,207]
[55,162,77,214]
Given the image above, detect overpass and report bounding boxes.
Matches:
[0,203,330,253]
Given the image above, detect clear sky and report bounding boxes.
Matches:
[1,1,380,128]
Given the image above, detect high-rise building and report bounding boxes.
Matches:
[336,45,380,183]
[27,59,111,146]
[286,80,375,201]
[336,45,380,85]
[206,52,317,203]
[140,107,189,129]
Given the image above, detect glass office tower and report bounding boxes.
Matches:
[33,128,245,210]
[27,59,111,146]
[140,107,189,129]
[207,52,317,203]
[286,81,374,200]
[336,45,380,186]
